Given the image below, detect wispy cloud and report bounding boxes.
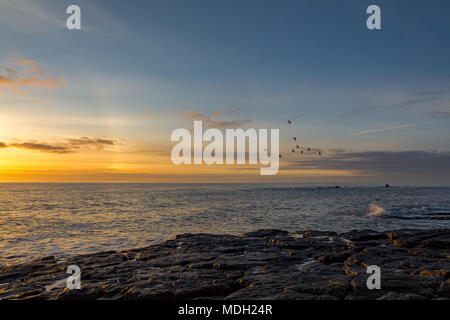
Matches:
[8,142,73,154]
[0,76,65,88]
[0,76,15,86]
[14,57,37,66]
[0,137,117,154]
[288,115,301,121]
[5,67,18,74]
[340,90,450,118]
[350,123,416,137]
[0,56,64,102]
[392,91,445,108]
[429,110,450,118]
[0,0,133,38]
[0,0,64,31]
[169,108,250,129]
[24,66,46,75]
[65,137,116,149]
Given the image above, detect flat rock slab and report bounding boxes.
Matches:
[0,228,449,300]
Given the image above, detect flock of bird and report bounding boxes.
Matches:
[279,118,323,159]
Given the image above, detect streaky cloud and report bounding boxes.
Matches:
[350,123,416,137]
[0,137,117,154]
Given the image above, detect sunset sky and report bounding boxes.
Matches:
[1,0,450,184]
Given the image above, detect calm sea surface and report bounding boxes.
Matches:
[0,183,449,266]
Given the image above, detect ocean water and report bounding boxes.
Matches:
[0,183,449,267]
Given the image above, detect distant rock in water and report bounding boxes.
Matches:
[0,228,448,300]
[385,184,390,188]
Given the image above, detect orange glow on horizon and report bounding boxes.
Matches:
[0,146,362,182]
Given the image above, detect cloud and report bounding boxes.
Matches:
[15,76,64,88]
[5,67,18,74]
[15,57,36,66]
[12,57,46,75]
[0,56,64,101]
[340,90,450,118]
[0,0,133,39]
[288,115,301,121]
[0,0,64,31]
[0,76,65,89]
[24,67,45,75]
[171,108,250,129]
[285,150,450,181]
[0,137,117,154]
[327,148,347,154]
[1,56,63,88]
[350,123,416,136]
[9,87,26,94]
[393,91,447,108]
[429,111,450,118]
[9,142,72,154]
[413,90,446,97]
[65,137,116,150]
[0,76,15,86]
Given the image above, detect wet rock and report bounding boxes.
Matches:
[340,229,387,242]
[0,228,448,300]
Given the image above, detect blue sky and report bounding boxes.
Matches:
[1,0,450,183]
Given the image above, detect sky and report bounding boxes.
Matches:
[0,0,450,184]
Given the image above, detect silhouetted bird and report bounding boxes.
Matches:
[301,151,304,154]
[296,145,299,149]
[288,120,292,124]
[292,149,295,153]
[293,137,296,142]
[307,147,311,151]
[318,151,322,156]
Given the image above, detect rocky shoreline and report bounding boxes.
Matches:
[0,228,449,300]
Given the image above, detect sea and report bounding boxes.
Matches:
[0,183,449,267]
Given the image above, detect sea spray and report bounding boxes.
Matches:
[368,203,386,216]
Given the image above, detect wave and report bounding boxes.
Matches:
[369,204,450,220]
